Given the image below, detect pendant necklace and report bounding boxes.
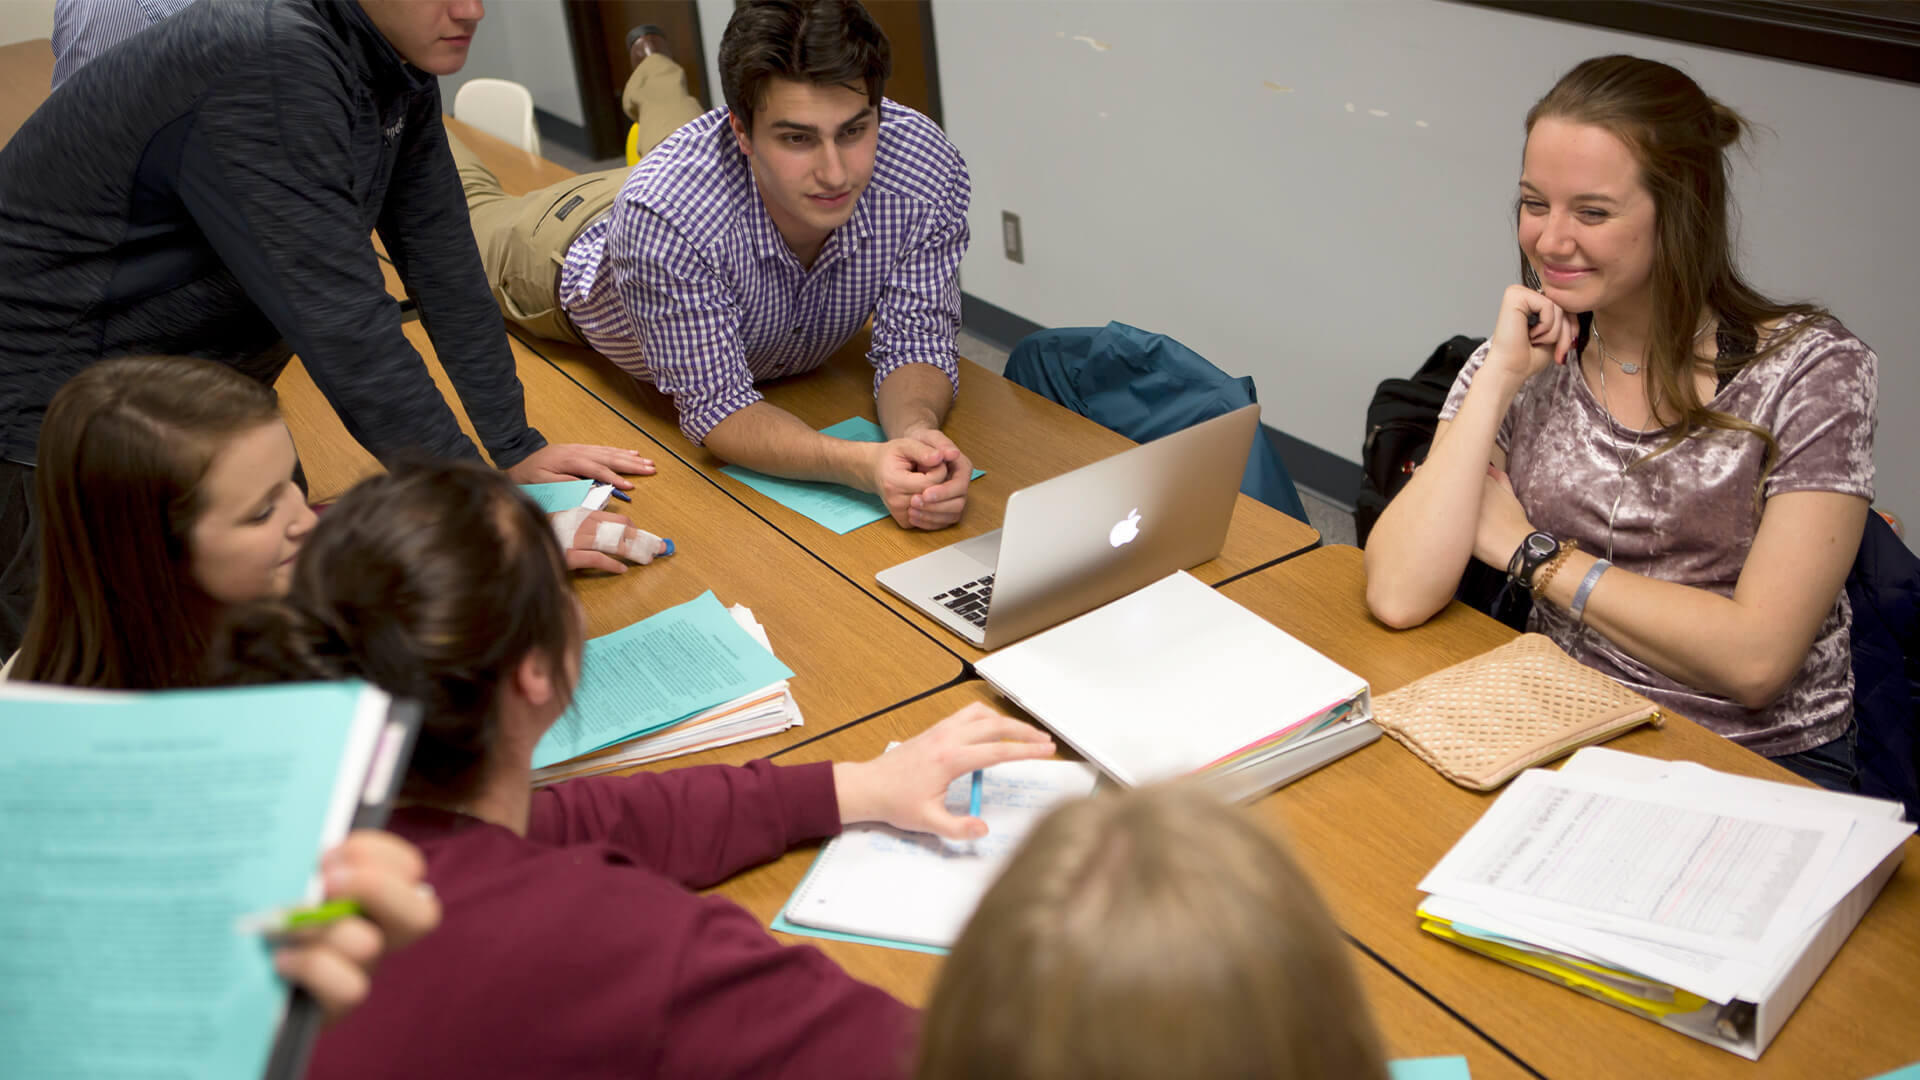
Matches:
[1591,324,1640,375]
[1596,352,1650,562]
[1591,319,1715,377]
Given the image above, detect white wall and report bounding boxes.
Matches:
[440,0,583,126]
[697,0,732,111]
[933,0,1920,521]
[0,0,55,45]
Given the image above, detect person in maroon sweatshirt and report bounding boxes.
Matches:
[219,458,1055,1079]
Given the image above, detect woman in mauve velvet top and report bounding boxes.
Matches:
[221,459,1055,1079]
[1364,55,1875,791]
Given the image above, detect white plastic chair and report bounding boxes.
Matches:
[453,78,541,155]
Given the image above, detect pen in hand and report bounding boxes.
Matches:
[968,768,983,819]
[237,898,362,941]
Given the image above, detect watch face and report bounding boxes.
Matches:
[1526,533,1556,558]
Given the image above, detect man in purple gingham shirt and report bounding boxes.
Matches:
[557,2,973,530]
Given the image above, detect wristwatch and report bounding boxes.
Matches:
[1506,530,1560,589]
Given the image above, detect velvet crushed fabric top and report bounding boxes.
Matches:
[1440,315,1877,756]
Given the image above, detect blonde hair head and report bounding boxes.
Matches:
[918,782,1389,1080]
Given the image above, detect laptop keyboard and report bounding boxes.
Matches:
[931,574,995,629]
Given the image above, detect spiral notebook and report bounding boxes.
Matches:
[774,758,1100,952]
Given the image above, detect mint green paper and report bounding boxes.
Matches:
[533,591,795,769]
[720,416,985,535]
[0,682,369,1080]
[1389,1056,1472,1080]
[770,846,949,957]
[519,479,595,514]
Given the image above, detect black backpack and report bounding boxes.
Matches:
[1356,335,1530,631]
[1354,335,1483,547]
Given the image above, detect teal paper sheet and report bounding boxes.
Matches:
[720,416,985,534]
[532,591,795,769]
[0,683,369,1080]
[770,847,950,957]
[1868,1066,1920,1080]
[1389,1056,1472,1080]
[518,479,595,514]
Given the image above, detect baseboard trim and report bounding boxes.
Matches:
[959,291,1045,352]
[534,108,592,158]
[1266,426,1360,509]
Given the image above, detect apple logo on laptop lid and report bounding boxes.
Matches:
[1109,508,1142,548]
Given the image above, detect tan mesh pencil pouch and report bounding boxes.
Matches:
[1372,633,1663,791]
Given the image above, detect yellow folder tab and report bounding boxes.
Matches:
[1417,912,1709,1018]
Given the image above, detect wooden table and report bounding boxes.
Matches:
[524,328,1322,663]
[276,321,965,765]
[709,682,1531,1080]
[0,39,54,148]
[1219,546,1920,1079]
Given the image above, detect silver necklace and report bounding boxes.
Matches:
[1597,353,1650,562]
[1591,319,1715,377]
[1591,324,1640,375]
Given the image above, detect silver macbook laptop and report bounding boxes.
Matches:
[876,404,1260,650]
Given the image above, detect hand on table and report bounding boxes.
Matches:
[832,704,1055,840]
[549,508,671,574]
[273,830,441,1025]
[506,443,655,489]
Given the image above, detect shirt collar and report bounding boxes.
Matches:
[388,804,506,847]
[743,168,874,272]
[814,189,873,271]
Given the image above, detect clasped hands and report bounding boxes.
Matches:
[872,426,973,530]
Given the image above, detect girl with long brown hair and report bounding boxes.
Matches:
[8,356,440,1028]
[1365,56,1875,789]
[13,356,317,687]
[219,459,1055,1079]
[11,356,666,687]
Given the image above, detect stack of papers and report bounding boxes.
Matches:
[0,681,404,1079]
[1417,747,1914,1058]
[774,757,1100,953]
[531,593,802,784]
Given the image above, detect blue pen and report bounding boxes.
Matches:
[968,769,983,817]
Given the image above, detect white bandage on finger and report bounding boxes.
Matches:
[550,509,592,552]
[552,509,664,565]
[594,521,665,565]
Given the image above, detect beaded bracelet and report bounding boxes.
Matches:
[1529,538,1580,599]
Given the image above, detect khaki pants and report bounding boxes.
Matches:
[451,54,705,344]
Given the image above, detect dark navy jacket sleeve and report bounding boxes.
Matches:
[378,99,544,468]
[170,18,538,466]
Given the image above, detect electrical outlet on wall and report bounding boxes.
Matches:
[1001,211,1023,264]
